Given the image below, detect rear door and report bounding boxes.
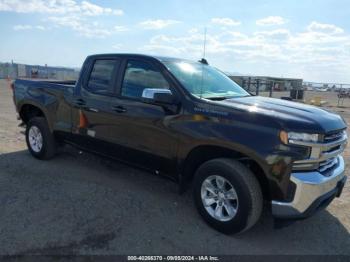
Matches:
[108,58,180,175]
[70,58,121,153]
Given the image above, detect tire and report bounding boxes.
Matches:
[193,158,263,234]
[25,117,57,160]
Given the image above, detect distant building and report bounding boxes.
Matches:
[0,62,80,80]
[303,81,350,91]
[228,75,303,92]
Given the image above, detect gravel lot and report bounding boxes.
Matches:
[0,79,349,255]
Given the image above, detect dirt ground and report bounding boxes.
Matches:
[0,79,349,255]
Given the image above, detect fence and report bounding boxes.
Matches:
[0,62,80,80]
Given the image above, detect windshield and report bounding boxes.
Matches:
[163,60,250,99]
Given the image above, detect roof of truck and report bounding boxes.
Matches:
[86,53,199,64]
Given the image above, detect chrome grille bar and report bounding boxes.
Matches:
[318,157,338,173]
[324,131,345,142]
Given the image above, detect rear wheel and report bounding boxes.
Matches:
[193,158,263,234]
[25,117,57,160]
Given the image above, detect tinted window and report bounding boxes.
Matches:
[87,59,120,94]
[121,60,170,99]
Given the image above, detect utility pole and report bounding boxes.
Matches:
[270,81,274,97]
[45,64,48,79]
[256,79,260,96]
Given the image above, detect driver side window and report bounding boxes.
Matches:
[121,60,170,99]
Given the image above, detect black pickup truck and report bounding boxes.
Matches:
[13,54,347,234]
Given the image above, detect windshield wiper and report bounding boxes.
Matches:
[205,96,233,101]
[232,95,251,98]
[206,94,251,101]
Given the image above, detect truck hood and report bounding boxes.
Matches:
[218,96,346,133]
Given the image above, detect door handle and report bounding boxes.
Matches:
[112,105,127,113]
[87,107,99,113]
[74,98,86,107]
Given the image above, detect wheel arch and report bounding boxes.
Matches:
[19,102,53,132]
[179,144,270,200]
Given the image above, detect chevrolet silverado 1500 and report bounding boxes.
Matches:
[13,54,347,234]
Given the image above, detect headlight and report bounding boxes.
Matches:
[280,131,320,144]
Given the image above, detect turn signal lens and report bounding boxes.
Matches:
[279,131,289,144]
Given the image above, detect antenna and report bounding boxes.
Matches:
[199,27,209,65]
[199,27,207,99]
[203,27,207,59]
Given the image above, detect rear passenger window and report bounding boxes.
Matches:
[121,60,170,99]
[87,59,120,95]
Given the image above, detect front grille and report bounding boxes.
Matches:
[324,130,345,143]
[322,145,341,154]
[292,129,347,175]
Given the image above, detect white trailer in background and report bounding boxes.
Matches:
[17,64,26,78]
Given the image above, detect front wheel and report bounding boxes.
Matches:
[25,117,57,160]
[193,158,263,234]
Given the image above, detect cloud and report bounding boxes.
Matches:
[255,29,290,36]
[307,21,344,34]
[13,24,47,31]
[142,44,183,56]
[4,0,124,39]
[48,16,81,29]
[144,22,349,62]
[139,19,181,30]
[5,0,126,38]
[35,25,46,30]
[254,29,291,41]
[3,0,126,38]
[140,20,350,81]
[112,44,123,50]
[256,16,288,26]
[80,1,123,16]
[13,24,32,31]
[47,15,127,38]
[114,25,128,32]
[211,18,241,26]
[0,0,123,16]
[143,33,229,57]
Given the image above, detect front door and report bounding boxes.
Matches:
[108,59,180,175]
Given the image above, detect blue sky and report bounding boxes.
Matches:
[0,0,349,82]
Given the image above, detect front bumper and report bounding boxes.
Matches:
[272,155,347,219]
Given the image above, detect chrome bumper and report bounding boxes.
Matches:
[272,155,346,218]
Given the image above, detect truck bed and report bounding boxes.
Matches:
[13,79,76,115]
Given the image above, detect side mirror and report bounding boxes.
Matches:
[142,88,177,105]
